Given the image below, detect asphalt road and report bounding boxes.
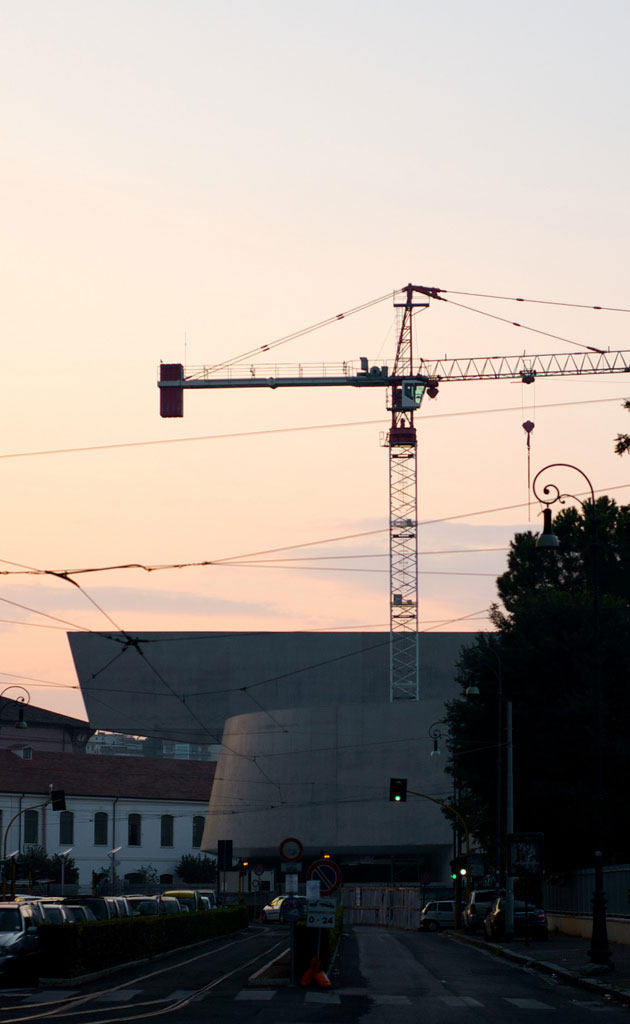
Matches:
[0,923,626,1023]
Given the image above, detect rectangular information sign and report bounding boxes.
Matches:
[305,898,337,929]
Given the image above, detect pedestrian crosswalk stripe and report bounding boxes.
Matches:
[95,989,144,1003]
[235,990,277,1000]
[305,990,341,1004]
[506,997,555,1009]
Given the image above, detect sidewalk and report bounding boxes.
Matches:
[451,930,630,1006]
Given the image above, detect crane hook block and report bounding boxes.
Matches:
[159,363,184,417]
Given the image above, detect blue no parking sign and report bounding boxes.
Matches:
[306,858,342,896]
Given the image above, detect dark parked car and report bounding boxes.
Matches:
[62,896,115,921]
[0,902,40,981]
[463,888,504,934]
[483,897,548,940]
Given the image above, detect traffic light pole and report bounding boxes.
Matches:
[406,788,471,926]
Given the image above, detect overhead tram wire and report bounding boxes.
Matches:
[0,395,625,461]
[0,485,628,581]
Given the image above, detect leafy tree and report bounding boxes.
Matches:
[14,846,78,885]
[175,854,216,884]
[445,498,630,874]
[614,399,630,455]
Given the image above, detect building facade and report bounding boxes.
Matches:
[0,749,215,890]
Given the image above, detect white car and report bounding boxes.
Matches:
[261,895,306,923]
[261,896,286,922]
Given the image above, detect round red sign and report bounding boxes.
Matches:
[279,837,304,862]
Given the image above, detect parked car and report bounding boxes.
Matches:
[109,897,132,918]
[62,896,115,921]
[126,896,161,917]
[162,890,205,912]
[261,895,306,923]
[63,905,97,923]
[419,900,459,932]
[38,903,71,925]
[483,897,548,940]
[0,902,40,981]
[463,889,504,934]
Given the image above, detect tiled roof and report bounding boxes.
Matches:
[0,750,214,801]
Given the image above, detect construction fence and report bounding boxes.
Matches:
[341,887,424,930]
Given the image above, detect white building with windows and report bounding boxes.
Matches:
[0,748,214,890]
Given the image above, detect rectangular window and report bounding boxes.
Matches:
[24,809,38,845]
[128,813,141,847]
[94,811,108,846]
[160,815,174,847]
[192,815,204,849]
[59,811,74,845]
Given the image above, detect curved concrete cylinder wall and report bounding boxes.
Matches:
[201,698,455,866]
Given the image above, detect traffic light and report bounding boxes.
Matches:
[389,778,407,802]
[450,855,468,879]
[217,839,233,871]
[239,859,249,877]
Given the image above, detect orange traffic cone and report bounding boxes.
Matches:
[313,965,333,988]
[300,956,319,987]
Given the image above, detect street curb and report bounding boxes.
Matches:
[447,932,630,1007]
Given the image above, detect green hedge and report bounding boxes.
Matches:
[38,907,249,978]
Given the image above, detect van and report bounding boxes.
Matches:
[162,890,205,912]
[419,900,458,931]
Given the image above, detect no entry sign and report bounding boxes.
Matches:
[306,858,342,896]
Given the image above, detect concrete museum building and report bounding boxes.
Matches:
[69,630,472,885]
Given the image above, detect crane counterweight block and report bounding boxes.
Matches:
[160,363,184,417]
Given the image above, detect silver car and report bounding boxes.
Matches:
[419,900,458,931]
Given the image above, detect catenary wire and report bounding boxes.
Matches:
[0,394,626,460]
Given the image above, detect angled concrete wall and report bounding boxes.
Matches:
[68,631,470,743]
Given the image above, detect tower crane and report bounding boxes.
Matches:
[158,283,630,703]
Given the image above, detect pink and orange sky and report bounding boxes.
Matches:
[1,1,629,720]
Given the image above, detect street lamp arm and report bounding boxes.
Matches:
[0,686,31,705]
[532,463,595,510]
[2,798,51,899]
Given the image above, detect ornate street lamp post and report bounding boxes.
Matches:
[0,685,30,732]
[532,463,611,968]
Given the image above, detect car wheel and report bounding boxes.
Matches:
[426,920,439,932]
[261,912,267,922]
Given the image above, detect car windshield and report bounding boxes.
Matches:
[0,909,21,932]
[128,899,159,916]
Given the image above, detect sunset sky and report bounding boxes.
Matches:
[1,1,629,720]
